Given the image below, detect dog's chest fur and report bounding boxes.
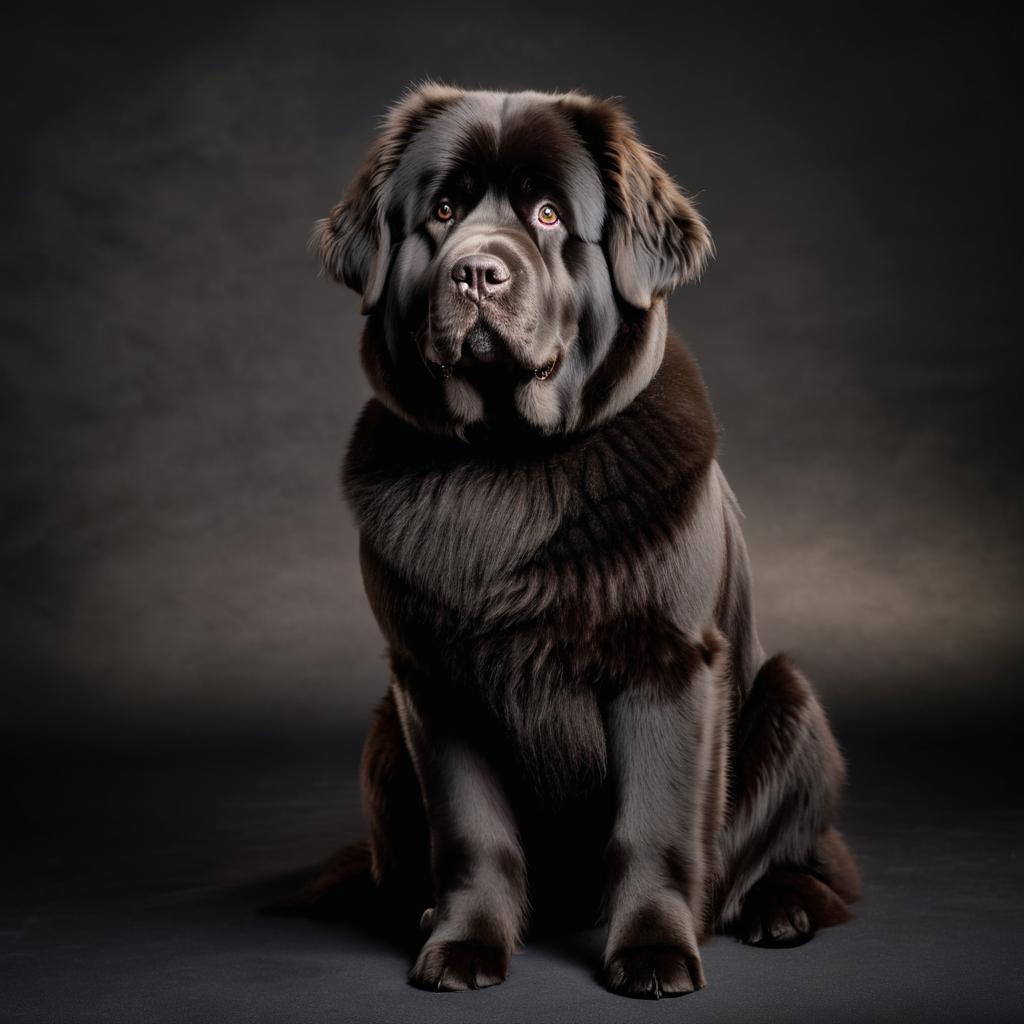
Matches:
[343,335,726,788]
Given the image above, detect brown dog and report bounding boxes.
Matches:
[312,83,860,998]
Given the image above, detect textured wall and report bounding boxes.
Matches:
[2,3,1019,741]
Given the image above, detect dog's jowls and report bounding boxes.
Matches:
[310,83,860,998]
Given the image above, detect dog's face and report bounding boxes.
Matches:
[316,85,712,438]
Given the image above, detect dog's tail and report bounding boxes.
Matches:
[268,840,376,918]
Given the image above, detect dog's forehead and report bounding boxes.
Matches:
[389,91,606,241]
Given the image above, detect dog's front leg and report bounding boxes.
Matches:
[394,685,526,992]
[601,644,725,999]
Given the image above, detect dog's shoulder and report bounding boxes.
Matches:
[613,327,718,477]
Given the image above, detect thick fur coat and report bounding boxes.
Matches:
[312,84,860,998]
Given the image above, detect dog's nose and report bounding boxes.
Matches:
[451,254,510,303]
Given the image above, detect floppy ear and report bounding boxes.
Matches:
[314,82,463,315]
[560,95,713,310]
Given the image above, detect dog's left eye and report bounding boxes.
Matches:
[537,204,560,226]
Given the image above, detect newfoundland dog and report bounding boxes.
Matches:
[311,83,860,998]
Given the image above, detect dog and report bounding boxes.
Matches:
[311,83,860,998]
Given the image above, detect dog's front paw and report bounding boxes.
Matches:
[410,940,510,992]
[603,943,706,999]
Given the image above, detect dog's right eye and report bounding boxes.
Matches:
[434,201,454,223]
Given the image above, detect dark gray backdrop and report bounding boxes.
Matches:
[2,4,1020,736]
[4,5,1023,1023]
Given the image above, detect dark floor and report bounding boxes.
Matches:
[3,723,1022,1024]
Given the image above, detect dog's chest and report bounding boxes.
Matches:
[345,401,725,791]
[346,426,717,634]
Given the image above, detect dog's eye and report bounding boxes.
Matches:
[537,204,560,227]
[434,201,454,223]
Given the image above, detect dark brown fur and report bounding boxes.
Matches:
[311,83,860,998]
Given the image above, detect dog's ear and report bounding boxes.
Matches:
[314,82,463,315]
[559,94,713,310]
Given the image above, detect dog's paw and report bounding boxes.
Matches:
[738,870,852,947]
[603,944,706,999]
[409,940,510,992]
[740,900,812,947]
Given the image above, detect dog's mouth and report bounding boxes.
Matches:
[461,322,505,364]
[429,321,562,385]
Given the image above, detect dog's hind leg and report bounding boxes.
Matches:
[714,654,861,946]
[270,687,430,921]
[360,686,433,908]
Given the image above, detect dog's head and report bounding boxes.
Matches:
[315,84,712,438]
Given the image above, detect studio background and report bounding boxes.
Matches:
[3,4,1021,1022]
